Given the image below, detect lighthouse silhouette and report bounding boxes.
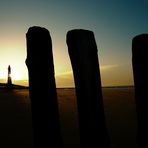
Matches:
[7,65,12,87]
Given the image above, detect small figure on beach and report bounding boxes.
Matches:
[8,65,11,75]
[7,65,12,87]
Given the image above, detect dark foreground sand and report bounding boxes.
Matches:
[0,87,137,148]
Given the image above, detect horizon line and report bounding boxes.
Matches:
[0,82,134,89]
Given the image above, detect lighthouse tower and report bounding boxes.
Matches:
[7,65,12,87]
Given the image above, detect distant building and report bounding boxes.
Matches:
[7,65,12,87]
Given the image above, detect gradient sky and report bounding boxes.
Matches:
[0,0,148,87]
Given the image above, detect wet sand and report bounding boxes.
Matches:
[0,87,137,148]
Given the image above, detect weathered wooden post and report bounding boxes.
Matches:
[26,26,63,148]
[66,29,109,147]
[132,34,148,147]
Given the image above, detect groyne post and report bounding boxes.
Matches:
[132,34,148,147]
[26,26,63,148]
[66,29,109,148]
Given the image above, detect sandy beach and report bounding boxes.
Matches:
[0,87,137,148]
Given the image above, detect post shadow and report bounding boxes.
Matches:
[132,34,148,147]
[26,26,63,148]
[66,29,109,148]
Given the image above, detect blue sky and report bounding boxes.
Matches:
[0,0,148,87]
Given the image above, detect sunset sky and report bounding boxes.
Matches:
[0,0,148,87]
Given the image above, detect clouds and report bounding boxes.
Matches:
[55,71,74,88]
[0,63,133,87]
[55,64,129,87]
[0,0,144,87]
[100,64,134,86]
[100,64,119,71]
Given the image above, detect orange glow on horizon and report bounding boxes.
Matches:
[0,65,26,81]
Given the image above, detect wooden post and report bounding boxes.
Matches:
[132,34,148,147]
[66,29,109,147]
[26,26,63,148]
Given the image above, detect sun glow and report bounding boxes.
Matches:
[0,66,22,81]
[11,71,22,80]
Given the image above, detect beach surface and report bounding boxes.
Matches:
[0,87,137,148]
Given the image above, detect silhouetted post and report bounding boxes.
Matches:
[7,65,12,87]
[132,34,148,147]
[26,26,63,148]
[66,29,109,148]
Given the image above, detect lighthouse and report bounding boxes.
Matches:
[7,65,12,87]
